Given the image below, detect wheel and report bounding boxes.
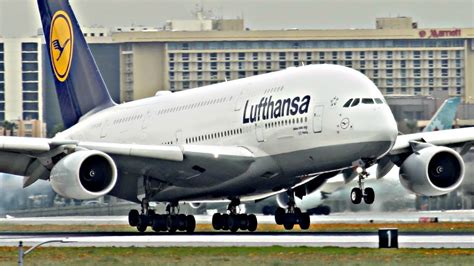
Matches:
[128,209,139,227]
[283,222,294,230]
[364,187,375,204]
[186,215,196,233]
[228,215,239,232]
[247,214,258,232]
[351,187,362,204]
[212,213,222,230]
[178,214,187,231]
[152,215,167,232]
[239,214,248,230]
[137,215,148,232]
[221,214,230,230]
[167,215,178,233]
[299,212,310,230]
[275,207,285,225]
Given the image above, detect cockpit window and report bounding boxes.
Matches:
[374,98,383,104]
[351,98,360,107]
[362,98,374,104]
[343,99,353,108]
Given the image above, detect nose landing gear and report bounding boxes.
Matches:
[350,168,375,205]
[274,190,311,230]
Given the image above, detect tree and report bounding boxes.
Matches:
[2,120,18,136]
[48,123,65,138]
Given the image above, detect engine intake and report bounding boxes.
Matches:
[399,146,464,196]
[50,150,118,200]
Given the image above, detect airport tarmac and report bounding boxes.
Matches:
[1,210,473,225]
[0,231,472,248]
[0,210,472,249]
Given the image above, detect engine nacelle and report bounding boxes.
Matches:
[399,146,464,196]
[188,202,203,209]
[50,150,118,200]
[276,193,290,208]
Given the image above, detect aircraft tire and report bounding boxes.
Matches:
[128,209,139,227]
[351,188,362,204]
[275,207,285,225]
[299,213,310,230]
[221,214,230,230]
[363,187,375,204]
[247,214,258,232]
[186,215,196,233]
[212,213,223,230]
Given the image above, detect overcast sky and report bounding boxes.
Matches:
[0,0,473,37]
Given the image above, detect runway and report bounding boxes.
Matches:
[2,210,473,225]
[0,231,472,248]
[1,210,472,248]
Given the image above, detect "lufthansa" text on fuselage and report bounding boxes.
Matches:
[243,95,311,124]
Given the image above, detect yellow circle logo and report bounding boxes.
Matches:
[50,11,73,82]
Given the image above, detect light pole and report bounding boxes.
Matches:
[18,239,74,266]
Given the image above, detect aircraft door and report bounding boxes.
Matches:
[175,130,183,145]
[100,120,109,138]
[255,123,265,142]
[142,110,151,129]
[313,105,324,133]
[234,87,247,111]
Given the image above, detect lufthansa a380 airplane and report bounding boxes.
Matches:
[2,0,472,233]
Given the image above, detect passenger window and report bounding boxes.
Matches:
[362,98,374,104]
[351,98,360,107]
[343,99,353,108]
[375,98,383,104]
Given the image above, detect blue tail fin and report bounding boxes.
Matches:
[37,0,115,128]
[423,97,461,132]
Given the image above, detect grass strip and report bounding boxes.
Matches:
[0,246,472,266]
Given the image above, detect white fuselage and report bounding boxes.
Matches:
[56,64,399,201]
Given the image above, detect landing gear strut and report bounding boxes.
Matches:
[128,200,196,233]
[212,198,258,232]
[274,190,311,230]
[351,168,375,204]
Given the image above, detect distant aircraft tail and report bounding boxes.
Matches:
[423,97,461,132]
[37,0,115,128]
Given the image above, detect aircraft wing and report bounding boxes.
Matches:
[390,127,474,155]
[374,127,474,179]
[0,136,256,193]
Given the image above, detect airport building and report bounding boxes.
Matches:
[0,37,44,122]
[111,17,474,105]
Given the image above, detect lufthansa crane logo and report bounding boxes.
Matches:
[50,11,73,82]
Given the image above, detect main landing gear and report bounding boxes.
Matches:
[212,198,258,232]
[128,200,196,233]
[350,168,375,204]
[274,191,311,230]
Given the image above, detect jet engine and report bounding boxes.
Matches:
[399,146,464,196]
[276,193,290,208]
[50,150,118,200]
[189,202,203,209]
